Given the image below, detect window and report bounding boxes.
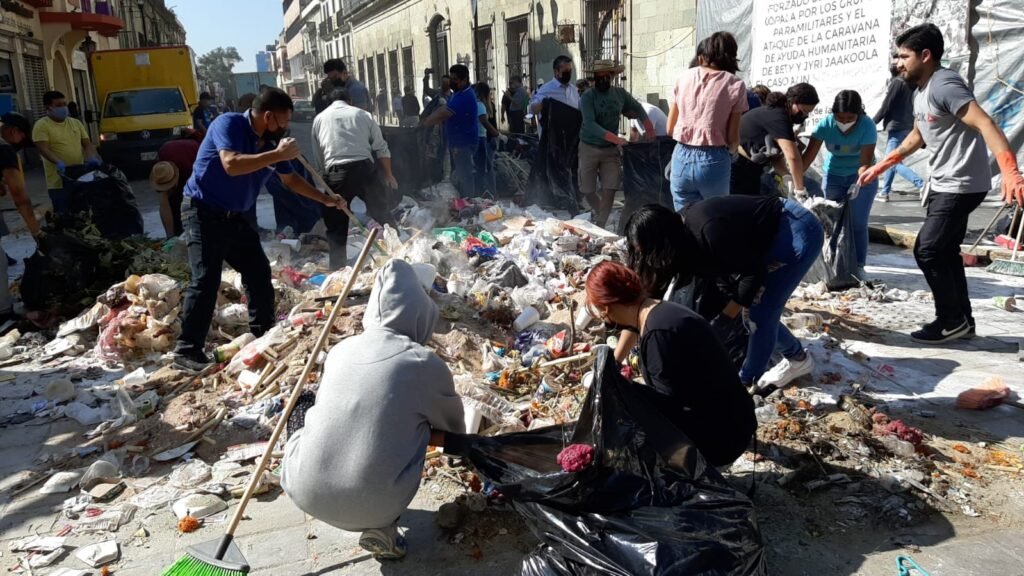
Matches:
[505,16,530,87]
[585,0,623,70]
[474,26,493,86]
[366,55,377,100]
[376,53,387,111]
[103,88,187,118]
[401,46,414,95]
[388,49,400,97]
[428,15,449,89]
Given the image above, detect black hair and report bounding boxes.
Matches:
[449,64,469,81]
[896,23,944,63]
[688,55,700,69]
[552,55,573,70]
[786,83,819,106]
[323,58,346,74]
[1,112,31,136]
[329,87,351,104]
[832,90,865,115]
[696,31,740,74]
[751,85,770,103]
[237,93,257,110]
[252,87,294,113]
[624,204,692,295]
[43,91,65,106]
[763,91,787,108]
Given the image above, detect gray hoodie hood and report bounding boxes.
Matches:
[363,259,438,344]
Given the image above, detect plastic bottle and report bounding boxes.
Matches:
[214,333,257,363]
[783,313,824,330]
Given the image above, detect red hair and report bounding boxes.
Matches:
[585,261,645,308]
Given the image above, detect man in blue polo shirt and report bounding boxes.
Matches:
[173,87,347,368]
[423,64,479,198]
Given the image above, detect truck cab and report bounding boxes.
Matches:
[90,46,199,172]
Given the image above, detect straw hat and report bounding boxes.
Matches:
[149,161,178,192]
[591,60,625,74]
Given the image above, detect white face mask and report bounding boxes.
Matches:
[836,120,856,132]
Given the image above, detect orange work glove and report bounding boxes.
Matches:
[996,150,1024,206]
[857,151,904,186]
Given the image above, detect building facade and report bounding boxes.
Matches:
[282,0,307,98]
[294,0,696,125]
[256,51,272,73]
[113,0,186,50]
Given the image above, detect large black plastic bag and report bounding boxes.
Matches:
[619,138,676,233]
[526,99,582,213]
[382,126,441,201]
[459,347,766,575]
[64,164,144,240]
[804,198,858,290]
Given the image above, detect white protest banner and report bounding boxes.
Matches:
[750,0,892,126]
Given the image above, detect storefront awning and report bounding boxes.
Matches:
[39,11,125,37]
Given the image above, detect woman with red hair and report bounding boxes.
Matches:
[585,261,755,466]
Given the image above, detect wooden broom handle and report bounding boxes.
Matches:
[222,227,379,538]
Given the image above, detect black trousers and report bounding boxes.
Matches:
[176,198,275,355]
[321,160,396,269]
[508,109,526,134]
[914,191,987,326]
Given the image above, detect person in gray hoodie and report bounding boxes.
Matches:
[281,259,465,559]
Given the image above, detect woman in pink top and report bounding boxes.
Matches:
[666,32,749,212]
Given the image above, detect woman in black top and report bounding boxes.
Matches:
[620,197,824,392]
[585,261,755,467]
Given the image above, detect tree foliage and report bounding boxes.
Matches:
[196,47,243,97]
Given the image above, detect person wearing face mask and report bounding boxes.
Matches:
[422,65,480,198]
[872,54,925,203]
[617,199,823,394]
[530,55,580,130]
[193,92,215,132]
[801,90,879,276]
[172,87,348,370]
[731,83,819,198]
[315,59,370,114]
[578,60,654,228]
[584,261,755,467]
[32,90,99,214]
[0,112,40,326]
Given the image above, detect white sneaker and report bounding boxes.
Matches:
[757,354,815,389]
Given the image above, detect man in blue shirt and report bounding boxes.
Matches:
[174,87,347,368]
[193,92,215,132]
[423,64,479,198]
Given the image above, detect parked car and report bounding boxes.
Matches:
[293,99,315,122]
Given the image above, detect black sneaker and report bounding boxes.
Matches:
[171,349,213,371]
[961,317,976,340]
[911,319,970,344]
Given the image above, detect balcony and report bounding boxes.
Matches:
[39,2,125,37]
[318,21,328,37]
[336,12,344,28]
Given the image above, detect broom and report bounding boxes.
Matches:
[961,203,1008,266]
[988,204,1024,277]
[162,228,379,576]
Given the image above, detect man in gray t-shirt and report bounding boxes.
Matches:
[859,23,1024,345]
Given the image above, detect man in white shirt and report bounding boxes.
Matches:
[629,102,669,141]
[530,55,580,129]
[313,87,399,269]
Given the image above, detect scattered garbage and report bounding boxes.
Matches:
[74,540,119,567]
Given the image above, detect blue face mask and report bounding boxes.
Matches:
[50,106,69,120]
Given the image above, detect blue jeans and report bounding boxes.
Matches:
[451,146,476,198]
[49,188,70,214]
[474,137,496,197]
[739,199,825,383]
[670,144,731,212]
[880,129,924,196]
[821,171,878,268]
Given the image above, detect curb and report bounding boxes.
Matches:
[869,224,1017,261]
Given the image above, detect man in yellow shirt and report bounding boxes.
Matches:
[32,90,99,213]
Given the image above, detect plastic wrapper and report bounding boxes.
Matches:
[434,227,471,245]
[451,347,766,575]
[227,325,290,374]
[511,282,551,313]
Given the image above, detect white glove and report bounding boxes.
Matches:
[793,188,809,202]
[847,183,860,200]
[741,308,757,335]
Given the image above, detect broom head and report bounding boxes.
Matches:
[162,536,249,576]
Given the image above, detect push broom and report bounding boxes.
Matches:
[988,204,1024,277]
[162,228,379,576]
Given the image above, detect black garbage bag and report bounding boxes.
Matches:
[803,198,858,290]
[63,164,143,240]
[382,126,442,201]
[21,215,103,313]
[454,347,766,575]
[526,99,582,213]
[619,138,676,233]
